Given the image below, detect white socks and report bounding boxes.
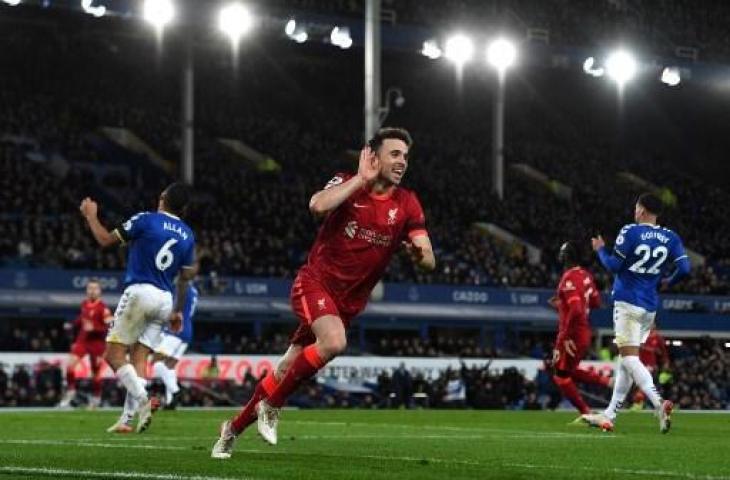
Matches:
[153,361,179,405]
[604,359,633,420]
[121,377,148,424]
[604,355,662,421]
[621,355,663,408]
[117,364,148,403]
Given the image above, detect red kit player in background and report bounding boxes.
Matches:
[58,279,113,408]
[550,242,612,418]
[212,127,436,459]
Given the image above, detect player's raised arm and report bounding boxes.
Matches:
[309,147,379,217]
[80,197,119,248]
[592,230,628,273]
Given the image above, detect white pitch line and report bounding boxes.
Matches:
[506,463,730,480]
[0,439,187,451]
[0,466,253,480]
[286,420,616,438]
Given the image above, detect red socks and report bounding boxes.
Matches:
[553,375,590,415]
[229,345,327,435]
[268,345,326,408]
[231,372,279,434]
[66,367,76,391]
[572,368,611,387]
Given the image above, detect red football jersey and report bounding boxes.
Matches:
[75,299,111,342]
[300,172,428,317]
[640,329,668,369]
[556,266,599,344]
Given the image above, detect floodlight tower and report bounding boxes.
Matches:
[364,0,381,142]
[486,38,516,201]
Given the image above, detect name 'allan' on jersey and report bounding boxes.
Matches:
[114,211,196,293]
[611,223,687,311]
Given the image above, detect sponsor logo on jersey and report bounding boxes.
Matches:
[345,221,359,239]
[317,298,327,310]
[344,220,392,247]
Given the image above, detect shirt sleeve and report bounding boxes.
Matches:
[613,224,634,260]
[181,240,196,269]
[113,212,148,245]
[559,272,584,306]
[669,233,688,264]
[405,192,428,240]
[323,172,353,190]
[588,276,601,309]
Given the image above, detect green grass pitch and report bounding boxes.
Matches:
[0,409,727,480]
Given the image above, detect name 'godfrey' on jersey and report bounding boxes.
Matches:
[114,211,195,294]
[604,222,687,311]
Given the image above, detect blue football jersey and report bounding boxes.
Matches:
[115,211,196,293]
[610,223,687,311]
[166,283,197,344]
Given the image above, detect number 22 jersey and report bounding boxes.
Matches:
[113,211,196,293]
[610,223,687,312]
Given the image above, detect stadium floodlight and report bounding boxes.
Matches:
[285,19,308,44]
[285,19,296,36]
[218,3,253,45]
[605,50,637,86]
[583,57,605,77]
[421,40,442,60]
[2,0,21,5]
[330,26,352,49]
[661,66,681,87]
[81,0,106,18]
[143,0,175,30]
[486,38,517,72]
[445,34,474,66]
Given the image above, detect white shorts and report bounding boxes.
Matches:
[613,301,656,347]
[155,333,188,361]
[107,284,173,348]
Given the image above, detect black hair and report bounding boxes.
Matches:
[559,241,584,266]
[367,127,413,152]
[637,192,663,217]
[163,182,192,216]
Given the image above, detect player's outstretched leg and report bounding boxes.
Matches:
[553,374,591,415]
[107,392,137,433]
[59,355,80,408]
[619,355,670,432]
[571,368,612,389]
[211,420,237,459]
[153,359,180,408]
[257,316,342,445]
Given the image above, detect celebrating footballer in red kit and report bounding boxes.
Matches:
[212,127,436,459]
[58,279,113,409]
[550,242,612,417]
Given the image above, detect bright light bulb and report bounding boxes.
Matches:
[444,34,474,66]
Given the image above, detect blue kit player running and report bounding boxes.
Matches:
[80,183,196,433]
[584,193,690,433]
[153,282,198,409]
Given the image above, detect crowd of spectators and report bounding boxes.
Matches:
[4,337,729,410]
[0,320,556,359]
[2,13,730,296]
